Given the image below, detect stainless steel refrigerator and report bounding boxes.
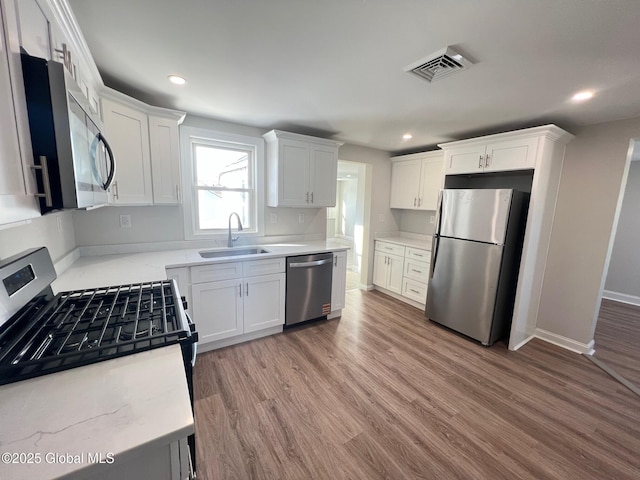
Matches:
[425,189,528,346]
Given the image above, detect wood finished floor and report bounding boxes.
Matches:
[193,290,640,480]
[594,298,640,387]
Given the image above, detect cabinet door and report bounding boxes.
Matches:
[0,4,40,225]
[309,143,337,207]
[279,138,310,206]
[387,254,405,294]
[418,158,444,210]
[444,144,486,175]
[149,115,180,204]
[372,251,388,288]
[331,251,347,311]
[102,98,153,204]
[192,279,243,343]
[243,273,286,333]
[390,159,421,209]
[15,0,50,59]
[484,136,538,172]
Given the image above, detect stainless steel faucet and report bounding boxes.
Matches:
[227,212,243,247]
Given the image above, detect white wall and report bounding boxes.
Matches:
[0,211,76,264]
[604,160,640,298]
[537,117,640,345]
[399,210,436,235]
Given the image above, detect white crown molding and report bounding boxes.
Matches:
[45,0,103,85]
[99,87,186,123]
[438,124,575,149]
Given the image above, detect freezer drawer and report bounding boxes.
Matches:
[426,236,503,344]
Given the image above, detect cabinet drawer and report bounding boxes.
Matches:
[375,241,405,257]
[404,259,430,281]
[405,247,431,261]
[402,278,428,304]
[191,262,243,284]
[243,257,285,277]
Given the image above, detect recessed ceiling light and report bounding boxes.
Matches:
[168,75,186,85]
[571,90,594,102]
[402,133,413,140]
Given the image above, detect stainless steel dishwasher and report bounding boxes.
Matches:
[285,253,334,326]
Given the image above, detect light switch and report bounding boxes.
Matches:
[298,213,305,224]
[270,213,278,224]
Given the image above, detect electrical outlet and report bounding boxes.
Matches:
[430,215,436,224]
[298,213,305,224]
[270,213,278,224]
[56,216,63,233]
[378,213,385,222]
[119,214,132,228]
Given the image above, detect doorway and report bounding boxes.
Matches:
[327,161,366,290]
[591,138,640,392]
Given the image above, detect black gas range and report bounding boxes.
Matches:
[0,247,198,475]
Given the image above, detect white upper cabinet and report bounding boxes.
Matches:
[0,0,40,226]
[102,97,153,205]
[149,115,181,204]
[15,0,50,59]
[101,89,185,205]
[390,151,444,211]
[442,134,539,175]
[264,129,342,208]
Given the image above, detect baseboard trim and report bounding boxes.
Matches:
[54,248,80,275]
[197,326,283,353]
[373,286,426,311]
[509,333,536,351]
[602,290,640,307]
[535,328,595,355]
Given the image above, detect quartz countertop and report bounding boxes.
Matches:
[375,235,433,251]
[0,345,193,480]
[53,240,349,293]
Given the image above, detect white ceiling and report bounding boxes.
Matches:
[68,0,640,153]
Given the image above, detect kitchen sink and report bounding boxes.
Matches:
[199,247,270,258]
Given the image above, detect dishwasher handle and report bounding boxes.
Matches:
[289,259,333,268]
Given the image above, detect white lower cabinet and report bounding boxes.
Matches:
[331,251,347,311]
[374,241,431,307]
[187,258,286,346]
[373,244,404,295]
[91,437,191,480]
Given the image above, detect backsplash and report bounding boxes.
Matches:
[399,210,436,235]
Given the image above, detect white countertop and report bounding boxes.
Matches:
[0,345,193,480]
[53,240,349,293]
[376,235,433,250]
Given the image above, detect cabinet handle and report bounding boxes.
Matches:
[175,184,180,202]
[485,154,491,167]
[31,156,53,207]
[113,180,120,200]
[414,198,417,207]
[238,283,242,297]
[410,288,421,294]
[306,192,309,203]
[246,282,249,296]
[478,155,483,168]
[334,256,338,266]
[311,192,313,203]
[411,269,422,273]
[418,198,422,207]
[414,253,423,257]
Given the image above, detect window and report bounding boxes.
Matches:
[181,127,264,239]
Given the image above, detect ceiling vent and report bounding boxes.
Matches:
[404,46,473,83]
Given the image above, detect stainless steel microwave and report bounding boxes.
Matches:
[21,53,115,213]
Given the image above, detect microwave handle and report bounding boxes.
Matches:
[98,133,116,190]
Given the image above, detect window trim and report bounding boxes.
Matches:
[180,126,265,241]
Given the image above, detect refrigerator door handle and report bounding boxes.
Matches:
[429,235,440,279]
